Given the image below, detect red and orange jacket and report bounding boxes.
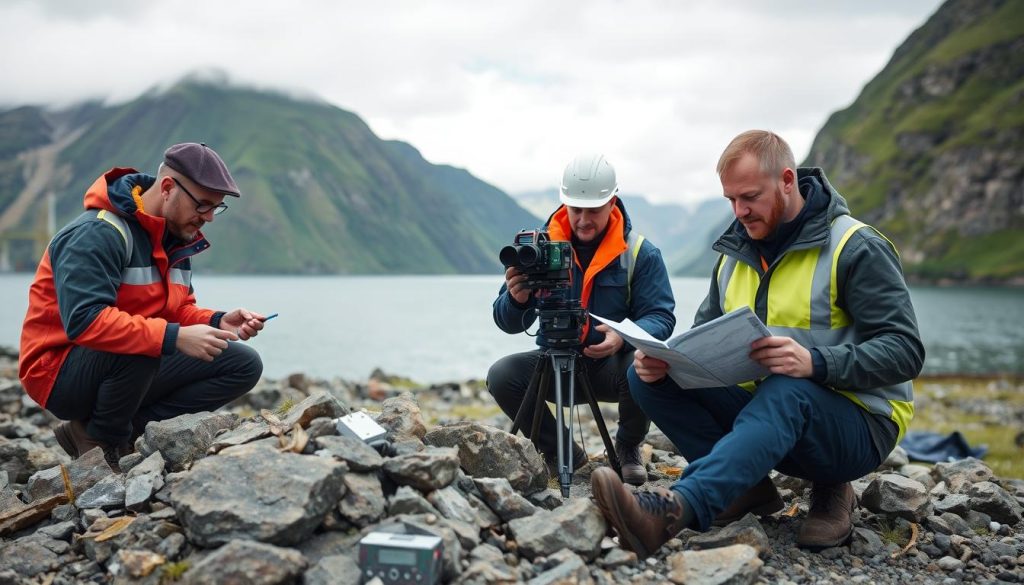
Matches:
[19,168,219,407]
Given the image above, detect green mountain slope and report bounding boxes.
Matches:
[804,0,1024,283]
[0,79,537,274]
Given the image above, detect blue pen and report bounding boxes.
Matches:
[260,313,279,322]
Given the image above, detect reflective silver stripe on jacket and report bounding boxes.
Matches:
[122,266,161,285]
[169,268,192,287]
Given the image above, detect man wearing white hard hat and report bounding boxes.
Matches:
[488,153,676,485]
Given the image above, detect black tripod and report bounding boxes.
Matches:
[511,348,621,497]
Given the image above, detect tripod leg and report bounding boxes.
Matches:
[511,354,548,436]
[527,361,553,451]
[552,353,575,498]
[576,365,622,476]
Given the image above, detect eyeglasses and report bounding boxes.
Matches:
[172,177,228,216]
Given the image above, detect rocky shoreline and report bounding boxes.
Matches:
[2,350,1024,585]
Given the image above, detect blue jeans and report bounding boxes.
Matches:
[628,369,884,530]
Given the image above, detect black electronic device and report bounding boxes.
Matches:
[499,229,572,290]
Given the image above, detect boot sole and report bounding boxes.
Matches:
[712,495,785,527]
[53,423,80,458]
[796,525,853,551]
[592,470,652,559]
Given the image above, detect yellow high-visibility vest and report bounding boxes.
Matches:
[716,214,914,441]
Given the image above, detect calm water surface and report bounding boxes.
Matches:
[1,274,1021,382]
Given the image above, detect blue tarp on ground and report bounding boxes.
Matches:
[899,430,988,463]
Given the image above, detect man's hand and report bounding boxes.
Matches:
[504,267,532,304]
[177,325,238,361]
[583,324,624,359]
[219,308,266,341]
[749,336,813,378]
[634,350,670,383]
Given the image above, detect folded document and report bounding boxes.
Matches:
[591,306,772,389]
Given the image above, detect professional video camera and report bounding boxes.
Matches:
[499,229,585,349]
[499,229,572,289]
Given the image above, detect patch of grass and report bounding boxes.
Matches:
[911,376,1024,479]
[275,398,296,415]
[447,404,503,421]
[878,519,910,547]
[160,561,190,583]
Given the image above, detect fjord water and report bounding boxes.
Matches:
[1,274,1021,383]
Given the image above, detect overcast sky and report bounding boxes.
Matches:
[1,0,943,205]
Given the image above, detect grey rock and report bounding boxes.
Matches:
[26,447,113,502]
[851,527,885,557]
[900,464,936,489]
[428,485,485,528]
[527,489,563,510]
[337,472,385,528]
[473,477,538,521]
[382,446,460,491]
[156,532,187,560]
[967,481,1024,525]
[880,446,909,470]
[36,520,76,541]
[279,391,349,429]
[377,393,427,442]
[117,452,144,474]
[208,419,274,453]
[861,473,933,521]
[170,443,347,547]
[387,486,441,517]
[937,556,964,571]
[645,429,679,454]
[688,514,771,559]
[305,416,339,441]
[0,537,63,577]
[933,493,971,516]
[931,458,994,494]
[303,554,361,585]
[508,497,606,560]
[424,421,547,494]
[597,547,638,569]
[81,515,180,564]
[528,549,592,585]
[75,474,125,509]
[460,544,519,584]
[181,540,307,585]
[939,512,974,537]
[0,436,62,484]
[315,435,383,471]
[142,411,237,470]
[297,531,362,565]
[667,543,763,585]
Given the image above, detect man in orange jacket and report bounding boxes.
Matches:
[20,143,266,470]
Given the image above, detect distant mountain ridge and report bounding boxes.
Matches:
[803,0,1024,283]
[0,80,537,274]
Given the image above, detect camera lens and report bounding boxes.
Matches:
[517,245,540,266]
[499,245,520,267]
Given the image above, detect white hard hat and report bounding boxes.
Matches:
[559,153,618,208]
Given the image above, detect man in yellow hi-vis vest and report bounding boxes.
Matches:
[591,130,924,558]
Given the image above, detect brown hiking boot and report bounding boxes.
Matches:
[797,481,856,549]
[591,467,689,559]
[54,420,125,472]
[615,440,647,486]
[713,476,785,526]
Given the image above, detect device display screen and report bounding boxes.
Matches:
[378,548,417,566]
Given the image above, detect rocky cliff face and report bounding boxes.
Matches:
[804,0,1024,283]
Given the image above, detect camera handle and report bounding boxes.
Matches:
[511,348,622,498]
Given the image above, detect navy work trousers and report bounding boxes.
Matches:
[45,342,263,446]
[628,370,886,531]
[488,349,649,459]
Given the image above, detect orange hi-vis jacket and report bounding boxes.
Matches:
[19,168,217,407]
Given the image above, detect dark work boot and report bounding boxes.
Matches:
[615,440,647,486]
[797,482,856,549]
[591,467,690,559]
[713,476,785,526]
[54,420,124,472]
